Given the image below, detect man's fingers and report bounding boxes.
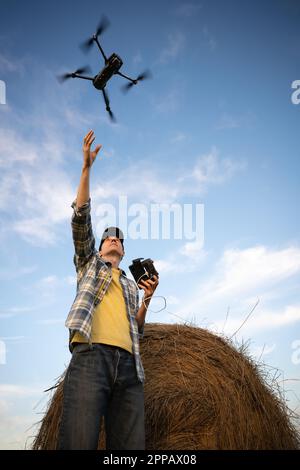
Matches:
[84,130,93,141]
[84,130,94,142]
[138,280,150,290]
[85,136,95,148]
[86,134,95,143]
[140,278,157,286]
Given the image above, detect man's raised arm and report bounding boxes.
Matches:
[76,130,102,209]
[71,130,102,270]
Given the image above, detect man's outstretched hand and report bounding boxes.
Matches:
[82,130,102,169]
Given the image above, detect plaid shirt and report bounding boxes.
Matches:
[65,197,145,383]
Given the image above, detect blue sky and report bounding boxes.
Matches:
[0,0,300,449]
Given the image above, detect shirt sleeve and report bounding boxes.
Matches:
[71,197,96,271]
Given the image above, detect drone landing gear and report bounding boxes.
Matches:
[101,88,115,122]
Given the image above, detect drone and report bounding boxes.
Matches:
[58,17,152,121]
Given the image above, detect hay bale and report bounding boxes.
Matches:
[32,323,300,450]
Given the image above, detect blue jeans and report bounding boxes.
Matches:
[57,343,145,450]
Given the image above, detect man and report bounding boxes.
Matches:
[57,130,159,450]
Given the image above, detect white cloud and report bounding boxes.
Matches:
[0,53,27,74]
[93,147,244,209]
[93,165,180,205]
[0,127,75,245]
[155,87,182,114]
[183,245,300,309]
[63,107,93,130]
[0,128,38,167]
[101,147,115,159]
[32,275,61,301]
[13,217,57,245]
[0,384,44,449]
[155,241,208,277]
[37,275,58,286]
[0,404,36,450]
[166,295,180,305]
[179,240,206,261]
[0,336,25,342]
[0,306,33,319]
[0,384,42,397]
[37,318,65,325]
[174,3,202,17]
[216,112,256,130]
[176,147,246,190]
[192,147,246,185]
[0,264,37,281]
[154,259,174,274]
[172,244,300,335]
[215,245,300,298]
[159,32,185,64]
[0,57,116,247]
[25,274,76,307]
[132,52,142,65]
[2,142,243,246]
[202,27,217,51]
[251,343,276,359]
[216,113,241,130]
[214,304,300,335]
[170,132,187,143]
[64,275,76,286]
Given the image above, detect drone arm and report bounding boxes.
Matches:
[115,71,137,84]
[94,37,108,62]
[73,74,94,81]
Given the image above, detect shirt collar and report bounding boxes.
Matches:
[98,253,127,277]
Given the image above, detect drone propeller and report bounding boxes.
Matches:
[121,69,152,93]
[80,16,110,52]
[107,108,116,122]
[95,16,110,37]
[57,66,92,83]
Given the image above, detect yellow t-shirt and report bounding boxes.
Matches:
[72,267,133,353]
